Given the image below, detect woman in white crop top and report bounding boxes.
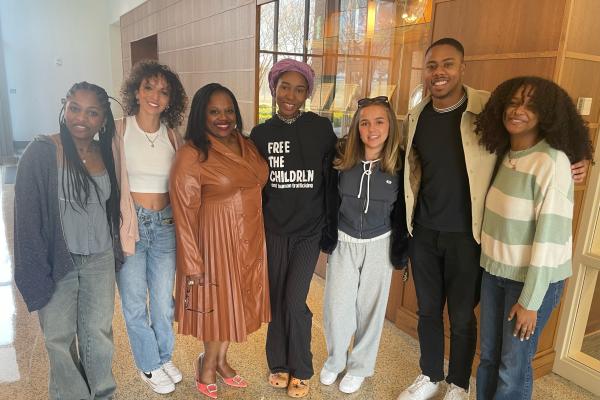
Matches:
[115,60,187,395]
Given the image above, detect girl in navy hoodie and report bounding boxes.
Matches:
[319,96,408,394]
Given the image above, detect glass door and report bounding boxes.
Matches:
[554,127,600,396]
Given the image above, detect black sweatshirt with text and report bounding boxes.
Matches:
[250,112,337,243]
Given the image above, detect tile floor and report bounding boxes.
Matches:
[0,173,597,399]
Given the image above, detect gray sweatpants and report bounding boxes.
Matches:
[322,233,394,377]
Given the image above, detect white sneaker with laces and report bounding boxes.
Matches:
[162,360,183,383]
[140,367,175,394]
[339,373,365,394]
[397,374,440,400]
[319,367,338,385]
[443,383,469,400]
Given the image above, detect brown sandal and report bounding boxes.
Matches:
[287,377,309,398]
[268,371,289,388]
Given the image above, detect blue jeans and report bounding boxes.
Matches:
[117,205,176,372]
[476,271,564,400]
[38,250,116,400]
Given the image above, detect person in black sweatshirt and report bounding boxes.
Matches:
[250,59,337,398]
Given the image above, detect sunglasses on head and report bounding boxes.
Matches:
[357,96,390,108]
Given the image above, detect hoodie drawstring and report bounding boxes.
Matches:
[357,160,379,214]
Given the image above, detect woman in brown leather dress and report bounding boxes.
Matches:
[170,83,270,399]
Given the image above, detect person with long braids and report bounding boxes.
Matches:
[250,59,338,398]
[14,82,122,400]
[475,77,592,400]
[115,60,187,395]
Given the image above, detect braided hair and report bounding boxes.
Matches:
[59,82,121,242]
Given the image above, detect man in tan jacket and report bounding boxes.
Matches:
[397,38,587,400]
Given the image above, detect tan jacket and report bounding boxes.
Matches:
[403,85,495,244]
[113,118,184,255]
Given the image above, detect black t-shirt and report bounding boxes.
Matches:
[413,101,472,232]
[250,112,337,236]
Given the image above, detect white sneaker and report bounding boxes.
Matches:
[140,368,175,394]
[397,374,440,400]
[443,383,469,400]
[339,373,365,394]
[162,360,183,384]
[319,367,338,385]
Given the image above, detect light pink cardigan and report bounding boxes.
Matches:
[113,118,185,256]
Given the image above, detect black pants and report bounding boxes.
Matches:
[265,231,321,380]
[409,224,482,390]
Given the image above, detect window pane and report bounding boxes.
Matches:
[369,59,392,98]
[305,56,327,113]
[307,0,327,55]
[258,53,275,123]
[374,0,397,32]
[278,0,306,54]
[330,56,366,135]
[276,54,303,63]
[338,3,367,55]
[259,2,275,52]
[341,0,368,11]
[370,2,397,57]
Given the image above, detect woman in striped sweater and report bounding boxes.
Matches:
[474,76,592,400]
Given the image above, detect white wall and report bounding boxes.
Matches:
[1,0,113,141]
[107,0,146,24]
[107,0,147,118]
[109,22,124,119]
[1,0,149,141]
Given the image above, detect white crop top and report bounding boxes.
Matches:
[124,115,175,193]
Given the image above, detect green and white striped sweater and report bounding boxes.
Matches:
[480,139,573,310]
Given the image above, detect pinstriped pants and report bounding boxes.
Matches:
[265,231,321,380]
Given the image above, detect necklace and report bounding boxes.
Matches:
[507,154,517,169]
[432,92,467,113]
[136,116,161,147]
[143,132,159,148]
[277,111,303,125]
[77,144,96,164]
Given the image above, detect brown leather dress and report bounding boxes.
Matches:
[170,133,270,342]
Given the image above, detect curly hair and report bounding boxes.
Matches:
[476,76,592,163]
[334,102,402,175]
[121,60,187,128]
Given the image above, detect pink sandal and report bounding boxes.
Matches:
[218,372,248,388]
[195,353,218,399]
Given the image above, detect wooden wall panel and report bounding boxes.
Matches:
[559,58,600,124]
[389,0,598,380]
[386,271,403,320]
[573,188,585,240]
[565,0,600,57]
[121,0,256,134]
[390,25,430,116]
[432,0,566,56]
[463,58,556,93]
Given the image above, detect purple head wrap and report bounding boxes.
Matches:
[268,59,315,97]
